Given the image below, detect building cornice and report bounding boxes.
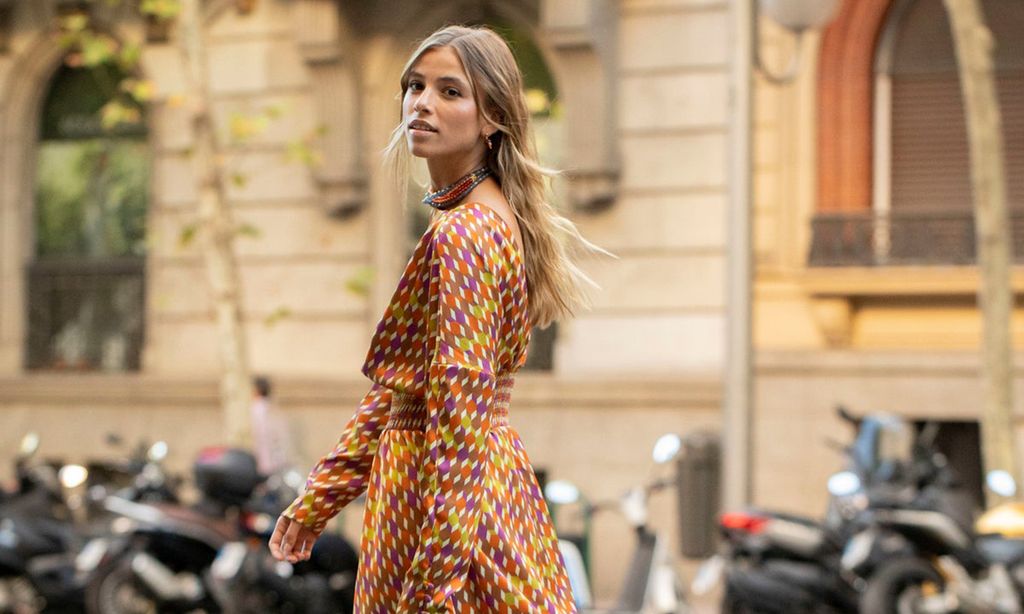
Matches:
[0,373,722,411]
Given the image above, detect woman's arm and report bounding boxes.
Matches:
[282,383,393,535]
[398,216,501,613]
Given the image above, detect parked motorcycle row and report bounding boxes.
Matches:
[0,434,357,613]
[694,407,1024,614]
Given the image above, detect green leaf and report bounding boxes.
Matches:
[235,223,262,239]
[228,113,269,142]
[178,222,199,248]
[263,104,285,120]
[345,266,375,297]
[141,0,182,20]
[119,43,142,70]
[100,100,142,130]
[81,35,118,67]
[263,306,293,328]
[286,140,321,167]
[129,80,156,103]
[60,14,89,33]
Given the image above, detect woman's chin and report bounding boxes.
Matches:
[407,143,432,159]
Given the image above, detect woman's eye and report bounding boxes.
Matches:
[445,88,461,97]
[409,81,423,91]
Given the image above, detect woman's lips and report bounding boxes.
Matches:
[408,119,437,134]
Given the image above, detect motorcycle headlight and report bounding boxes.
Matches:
[828,471,862,497]
[59,464,89,489]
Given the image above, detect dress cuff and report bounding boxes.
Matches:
[282,495,328,535]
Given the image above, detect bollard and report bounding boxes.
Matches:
[676,431,721,559]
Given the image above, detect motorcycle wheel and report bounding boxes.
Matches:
[0,576,44,613]
[84,557,158,614]
[859,557,944,614]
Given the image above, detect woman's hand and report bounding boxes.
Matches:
[268,514,319,563]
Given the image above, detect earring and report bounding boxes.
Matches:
[485,133,493,150]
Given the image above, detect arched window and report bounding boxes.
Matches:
[875,0,1024,264]
[402,20,563,370]
[26,63,149,371]
[810,0,1023,266]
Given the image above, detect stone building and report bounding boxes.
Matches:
[0,0,728,596]
[3,0,1019,600]
[752,0,1024,517]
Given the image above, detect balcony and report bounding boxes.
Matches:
[25,257,145,372]
[808,209,1024,267]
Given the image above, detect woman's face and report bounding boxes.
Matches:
[402,46,487,166]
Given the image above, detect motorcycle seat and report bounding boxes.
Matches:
[150,502,238,544]
[975,535,1024,566]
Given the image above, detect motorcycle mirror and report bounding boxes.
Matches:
[836,404,859,425]
[18,432,40,459]
[827,470,862,497]
[987,470,1017,498]
[544,480,581,505]
[59,464,89,489]
[147,441,168,463]
[652,433,682,464]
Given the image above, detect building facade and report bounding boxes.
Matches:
[752,0,1024,512]
[0,0,730,595]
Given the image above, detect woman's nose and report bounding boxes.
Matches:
[413,88,433,112]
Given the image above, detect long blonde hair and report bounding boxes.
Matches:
[384,25,606,329]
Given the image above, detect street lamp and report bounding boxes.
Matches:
[754,0,841,84]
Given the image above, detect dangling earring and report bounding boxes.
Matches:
[485,133,493,150]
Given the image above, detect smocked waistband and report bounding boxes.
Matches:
[385,374,514,431]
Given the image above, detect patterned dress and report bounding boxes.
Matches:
[284,202,577,613]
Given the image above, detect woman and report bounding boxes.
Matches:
[270,24,601,613]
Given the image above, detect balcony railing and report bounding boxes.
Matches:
[809,210,1024,267]
[25,257,145,372]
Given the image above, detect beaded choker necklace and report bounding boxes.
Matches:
[422,166,492,211]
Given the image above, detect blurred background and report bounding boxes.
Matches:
[0,0,1022,609]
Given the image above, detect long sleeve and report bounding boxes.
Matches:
[284,383,392,535]
[398,218,502,612]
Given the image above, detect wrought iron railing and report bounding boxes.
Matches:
[25,257,145,372]
[808,210,1024,267]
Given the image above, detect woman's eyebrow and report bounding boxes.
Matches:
[408,70,469,89]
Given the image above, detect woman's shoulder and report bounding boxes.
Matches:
[431,202,522,264]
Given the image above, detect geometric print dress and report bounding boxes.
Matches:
[284,202,577,612]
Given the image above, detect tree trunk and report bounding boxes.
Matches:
[944,0,1017,505]
[179,0,252,446]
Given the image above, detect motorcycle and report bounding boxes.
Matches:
[694,409,945,614]
[0,433,180,613]
[0,434,82,613]
[545,432,689,614]
[80,447,359,614]
[844,470,1024,614]
[207,470,359,614]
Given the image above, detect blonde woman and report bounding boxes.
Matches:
[270,24,600,613]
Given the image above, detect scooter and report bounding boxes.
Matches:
[80,447,359,614]
[546,433,689,614]
[693,409,947,614]
[0,434,81,613]
[207,470,359,614]
[844,470,1024,614]
[0,434,180,613]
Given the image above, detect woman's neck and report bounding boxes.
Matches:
[426,156,486,190]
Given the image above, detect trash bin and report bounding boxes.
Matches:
[676,431,721,559]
